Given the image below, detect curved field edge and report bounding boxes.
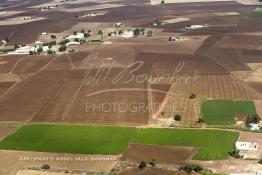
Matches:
[0,124,239,160]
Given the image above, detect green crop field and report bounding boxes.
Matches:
[134,128,238,160]
[251,8,262,17]
[201,100,256,125]
[0,124,136,155]
[0,124,239,160]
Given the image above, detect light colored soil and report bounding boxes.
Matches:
[29,0,120,8]
[16,170,74,175]
[0,17,45,26]
[0,125,16,140]
[151,0,232,5]
[193,158,262,174]
[162,18,190,24]
[214,12,240,16]
[59,4,126,12]
[0,73,20,82]
[255,100,262,117]
[233,63,262,82]
[0,11,25,17]
[0,150,119,175]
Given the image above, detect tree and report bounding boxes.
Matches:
[41,164,50,170]
[174,114,181,121]
[4,37,9,43]
[37,47,43,53]
[59,45,67,52]
[189,93,196,99]
[119,30,123,35]
[51,35,56,39]
[245,114,261,127]
[74,38,80,42]
[138,161,147,169]
[197,118,205,124]
[29,51,34,55]
[258,159,262,164]
[47,50,54,55]
[133,28,140,36]
[81,29,85,33]
[148,159,156,167]
[84,33,91,38]
[73,31,77,35]
[229,145,242,159]
[179,164,203,173]
[14,44,19,49]
[161,0,165,4]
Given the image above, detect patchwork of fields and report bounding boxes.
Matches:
[0,124,239,160]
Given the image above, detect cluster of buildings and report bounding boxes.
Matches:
[65,32,86,46]
[235,141,260,159]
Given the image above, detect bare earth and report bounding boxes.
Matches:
[0,150,119,175]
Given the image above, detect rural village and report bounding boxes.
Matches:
[0,0,262,174]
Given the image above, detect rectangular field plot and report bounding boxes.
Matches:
[133,128,238,160]
[0,124,136,155]
[201,100,256,125]
[0,124,238,160]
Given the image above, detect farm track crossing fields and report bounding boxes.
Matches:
[0,124,238,160]
[201,100,256,125]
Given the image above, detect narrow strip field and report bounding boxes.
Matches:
[201,100,256,125]
[0,124,239,160]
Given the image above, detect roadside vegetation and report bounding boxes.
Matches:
[200,100,256,125]
[251,7,262,17]
[0,124,238,160]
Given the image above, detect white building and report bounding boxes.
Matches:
[120,31,134,38]
[250,123,261,131]
[66,33,85,41]
[8,45,38,55]
[115,22,123,27]
[66,41,80,46]
[186,24,208,29]
[236,141,258,151]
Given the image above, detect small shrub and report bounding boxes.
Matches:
[51,35,56,39]
[229,145,242,159]
[148,159,156,167]
[258,159,262,164]
[138,161,147,169]
[190,93,196,99]
[197,118,205,124]
[41,164,50,170]
[179,164,203,173]
[245,114,261,127]
[59,45,67,52]
[174,114,181,121]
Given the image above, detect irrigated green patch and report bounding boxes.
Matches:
[133,128,238,160]
[0,124,136,155]
[0,124,239,160]
[251,8,262,17]
[201,100,256,125]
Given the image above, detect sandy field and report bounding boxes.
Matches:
[0,150,119,175]
[16,170,75,175]
[0,11,25,17]
[0,16,45,26]
[214,12,241,16]
[162,17,190,24]
[59,4,126,12]
[0,73,20,83]
[29,0,121,8]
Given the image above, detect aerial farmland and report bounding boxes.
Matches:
[0,0,262,174]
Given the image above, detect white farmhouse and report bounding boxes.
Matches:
[250,123,261,131]
[66,41,80,46]
[236,141,258,151]
[186,24,208,29]
[120,31,134,38]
